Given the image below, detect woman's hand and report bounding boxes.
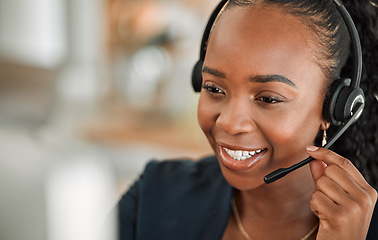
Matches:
[307,146,377,240]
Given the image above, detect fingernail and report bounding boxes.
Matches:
[306,146,319,152]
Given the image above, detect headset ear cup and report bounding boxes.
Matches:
[334,86,353,123]
[335,87,365,123]
[192,60,204,92]
[323,78,350,126]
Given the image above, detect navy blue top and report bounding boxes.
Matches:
[117,155,378,240]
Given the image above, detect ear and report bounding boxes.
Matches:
[320,121,330,131]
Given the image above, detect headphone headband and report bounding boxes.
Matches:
[333,0,362,88]
[196,0,362,90]
[198,0,228,60]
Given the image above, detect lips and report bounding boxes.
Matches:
[219,145,267,171]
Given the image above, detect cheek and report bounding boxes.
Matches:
[265,120,315,146]
[197,95,217,136]
[260,102,323,154]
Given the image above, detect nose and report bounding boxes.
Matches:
[215,98,256,135]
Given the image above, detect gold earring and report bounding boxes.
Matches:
[322,129,327,147]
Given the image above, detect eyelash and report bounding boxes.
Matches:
[202,83,224,95]
[256,95,283,104]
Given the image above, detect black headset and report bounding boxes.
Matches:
[191,0,365,127]
[191,0,366,183]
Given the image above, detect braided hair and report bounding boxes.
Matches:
[225,0,378,187]
[334,0,378,188]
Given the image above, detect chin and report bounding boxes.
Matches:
[220,165,266,191]
[213,146,269,191]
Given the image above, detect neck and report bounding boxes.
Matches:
[231,165,319,240]
[237,165,316,221]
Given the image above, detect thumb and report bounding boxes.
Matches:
[309,159,326,181]
[307,146,327,181]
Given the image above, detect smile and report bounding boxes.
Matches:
[223,147,265,160]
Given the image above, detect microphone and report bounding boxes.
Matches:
[264,102,364,184]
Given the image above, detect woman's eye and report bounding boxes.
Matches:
[256,95,282,104]
[202,83,224,94]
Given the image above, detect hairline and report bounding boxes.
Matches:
[208,1,332,93]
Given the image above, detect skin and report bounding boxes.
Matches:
[197,3,377,240]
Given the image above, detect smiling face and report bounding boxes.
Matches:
[197,4,329,189]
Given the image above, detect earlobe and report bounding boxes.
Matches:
[320,121,330,130]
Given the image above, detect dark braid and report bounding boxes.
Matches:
[332,0,378,188]
[225,0,378,187]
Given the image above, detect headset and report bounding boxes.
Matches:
[191,0,365,183]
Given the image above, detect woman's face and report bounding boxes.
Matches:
[198,4,328,189]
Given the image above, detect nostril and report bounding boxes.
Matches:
[215,113,256,135]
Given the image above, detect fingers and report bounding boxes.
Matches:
[322,164,362,197]
[307,147,377,239]
[307,146,378,218]
[307,146,377,204]
[309,159,327,181]
[310,189,339,218]
[306,146,372,192]
[315,173,351,205]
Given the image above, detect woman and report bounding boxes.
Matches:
[118,0,378,239]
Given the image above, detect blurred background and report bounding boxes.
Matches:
[0,0,218,239]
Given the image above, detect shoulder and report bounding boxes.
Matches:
[135,155,229,196]
[118,155,231,209]
[118,155,232,239]
[143,155,222,183]
[146,154,220,173]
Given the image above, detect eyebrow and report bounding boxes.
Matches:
[202,66,296,88]
[250,75,296,87]
[202,66,226,79]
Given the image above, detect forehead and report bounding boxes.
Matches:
[210,4,315,52]
[205,4,324,86]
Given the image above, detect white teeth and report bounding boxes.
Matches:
[235,150,242,157]
[224,147,264,161]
